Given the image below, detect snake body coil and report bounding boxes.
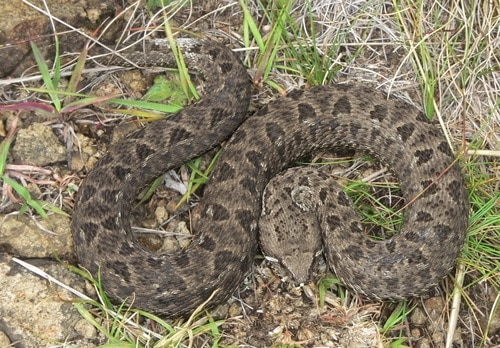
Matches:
[72,39,469,317]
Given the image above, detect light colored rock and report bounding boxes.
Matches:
[410,307,427,326]
[12,123,66,166]
[70,133,98,172]
[0,253,99,347]
[0,331,11,347]
[0,214,72,258]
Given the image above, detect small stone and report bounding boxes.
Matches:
[415,337,431,348]
[160,234,181,252]
[86,8,101,23]
[154,205,169,224]
[431,330,445,346]
[210,303,229,319]
[73,318,98,340]
[411,328,422,339]
[297,328,314,341]
[453,326,463,345]
[0,331,11,346]
[411,307,427,326]
[227,302,243,317]
[0,119,6,137]
[70,133,96,172]
[424,297,446,319]
[175,221,191,249]
[12,123,66,166]
[120,70,149,95]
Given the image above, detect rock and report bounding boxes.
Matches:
[415,338,431,348]
[70,133,99,172]
[0,253,100,347]
[410,306,427,326]
[0,331,11,346]
[12,123,66,166]
[0,0,118,78]
[0,214,73,259]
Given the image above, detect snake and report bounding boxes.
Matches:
[71,38,469,317]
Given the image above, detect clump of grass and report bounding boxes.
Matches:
[380,302,416,345]
[73,270,225,348]
[0,116,68,217]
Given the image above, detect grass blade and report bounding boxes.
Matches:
[30,41,62,111]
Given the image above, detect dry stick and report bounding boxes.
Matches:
[446,263,466,348]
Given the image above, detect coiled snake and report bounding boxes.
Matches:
[72,39,469,317]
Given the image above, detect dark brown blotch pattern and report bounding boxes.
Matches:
[265,122,285,142]
[135,143,155,160]
[112,166,129,181]
[80,222,99,243]
[106,260,132,282]
[209,203,230,221]
[170,127,193,144]
[369,104,388,122]
[416,211,433,222]
[414,148,434,165]
[337,191,350,206]
[397,123,415,142]
[332,96,352,116]
[437,141,452,156]
[297,102,317,120]
[447,179,466,204]
[325,215,342,229]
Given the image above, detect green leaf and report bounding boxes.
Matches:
[66,42,88,95]
[317,276,342,308]
[43,203,70,217]
[2,175,31,201]
[18,203,29,216]
[0,130,13,177]
[27,199,48,218]
[2,176,48,218]
[143,75,189,106]
[30,42,61,111]
[135,176,164,207]
[108,98,183,114]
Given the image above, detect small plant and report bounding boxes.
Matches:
[0,117,67,217]
[380,302,415,345]
[0,29,196,218]
[70,265,225,347]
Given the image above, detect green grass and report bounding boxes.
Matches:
[3,0,498,347]
[345,178,404,239]
[380,302,416,341]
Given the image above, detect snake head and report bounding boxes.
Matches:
[264,249,323,285]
